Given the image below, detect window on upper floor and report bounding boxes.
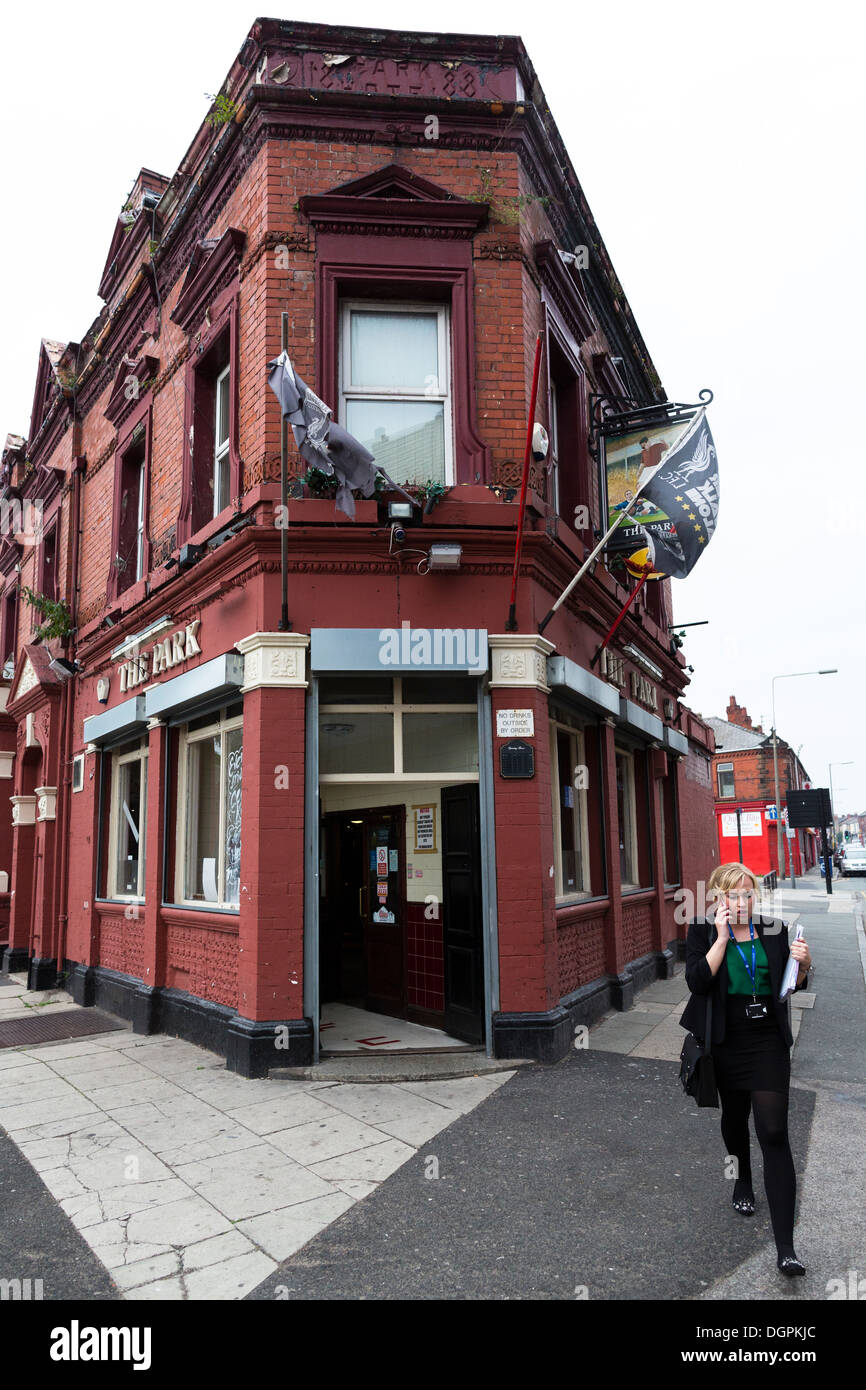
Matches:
[545,327,590,534]
[339,301,453,488]
[188,330,232,535]
[717,762,735,799]
[40,522,58,603]
[114,433,147,595]
[1,586,17,679]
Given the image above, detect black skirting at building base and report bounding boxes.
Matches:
[1,946,31,974]
[65,961,315,1076]
[495,949,678,1065]
[28,956,59,991]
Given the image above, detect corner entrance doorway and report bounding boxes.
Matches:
[319,788,484,1054]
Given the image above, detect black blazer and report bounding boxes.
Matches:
[679,915,809,1049]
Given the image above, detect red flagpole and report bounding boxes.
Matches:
[590,561,654,667]
[506,331,544,631]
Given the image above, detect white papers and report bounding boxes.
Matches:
[202,857,218,903]
[779,924,805,1000]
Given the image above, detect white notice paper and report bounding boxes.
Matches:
[779,924,805,1000]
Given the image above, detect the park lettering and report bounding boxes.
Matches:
[117,620,201,692]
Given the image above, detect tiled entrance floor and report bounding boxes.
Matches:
[319,1002,476,1053]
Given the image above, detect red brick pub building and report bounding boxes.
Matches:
[0,20,717,1075]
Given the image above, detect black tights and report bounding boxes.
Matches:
[719,1086,797,1253]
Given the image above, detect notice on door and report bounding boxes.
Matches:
[413,804,436,853]
[373,906,396,923]
[376,846,389,878]
[496,708,534,738]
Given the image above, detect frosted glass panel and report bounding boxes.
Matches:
[403,713,478,773]
[320,713,394,773]
[350,311,438,389]
[345,400,445,486]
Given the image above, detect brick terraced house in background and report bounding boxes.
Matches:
[0,18,718,1075]
[706,696,819,880]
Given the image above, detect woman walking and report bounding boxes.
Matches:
[680,861,813,1275]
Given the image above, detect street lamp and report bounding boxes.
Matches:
[771,669,837,887]
[829,761,854,850]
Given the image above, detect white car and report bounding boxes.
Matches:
[841,844,866,876]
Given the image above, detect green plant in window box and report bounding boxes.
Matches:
[409,479,450,515]
[299,466,338,497]
[22,588,74,643]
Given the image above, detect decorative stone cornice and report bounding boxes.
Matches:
[104,353,160,429]
[35,785,58,821]
[170,227,247,334]
[299,163,488,240]
[235,632,310,692]
[488,633,555,692]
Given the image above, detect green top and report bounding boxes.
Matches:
[726,932,772,994]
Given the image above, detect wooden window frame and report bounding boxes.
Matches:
[106,741,148,900]
[175,707,243,910]
[549,718,592,902]
[615,745,640,890]
[338,299,454,486]
[108,400,152,604]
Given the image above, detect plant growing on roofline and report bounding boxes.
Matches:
[22,588,74,643]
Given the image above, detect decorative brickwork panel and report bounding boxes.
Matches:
[166,923,239,1009]
[98,909,145,981]
[557,913,606,997]
[623,902,654,960]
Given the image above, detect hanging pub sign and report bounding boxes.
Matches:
[600,394,719,581]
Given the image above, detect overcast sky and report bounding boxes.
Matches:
[3,1,862,810]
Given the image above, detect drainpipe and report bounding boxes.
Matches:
[55,455,85,982]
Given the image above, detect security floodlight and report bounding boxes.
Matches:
[427,544,462,571]
[387,502,414,520]
[49,657,81,679]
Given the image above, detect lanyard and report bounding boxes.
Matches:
[728,916,758,1001]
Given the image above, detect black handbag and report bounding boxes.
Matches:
[679,992,719,1108]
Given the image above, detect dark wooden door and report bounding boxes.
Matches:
[441,783,484,1043]
[362,808,406,1017]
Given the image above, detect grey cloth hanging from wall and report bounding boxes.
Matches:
[266,350,414,519]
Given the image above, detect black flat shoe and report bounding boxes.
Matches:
[731,1180,755,1216]
[777,1253,806,1276]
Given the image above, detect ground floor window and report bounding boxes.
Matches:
[106,740,148,898]
[550,720,591,899]
[659,765,681,885]
[615,747,639,889]
[176,703,243,907]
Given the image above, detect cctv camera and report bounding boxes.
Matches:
[391,524,405,545]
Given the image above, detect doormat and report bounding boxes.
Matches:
[0,1009,126,1048]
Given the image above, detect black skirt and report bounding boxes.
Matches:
[711,993,790,1093]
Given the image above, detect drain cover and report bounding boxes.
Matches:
[0,1009,126,1048]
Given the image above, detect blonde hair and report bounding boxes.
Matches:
[707,861,760,903]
